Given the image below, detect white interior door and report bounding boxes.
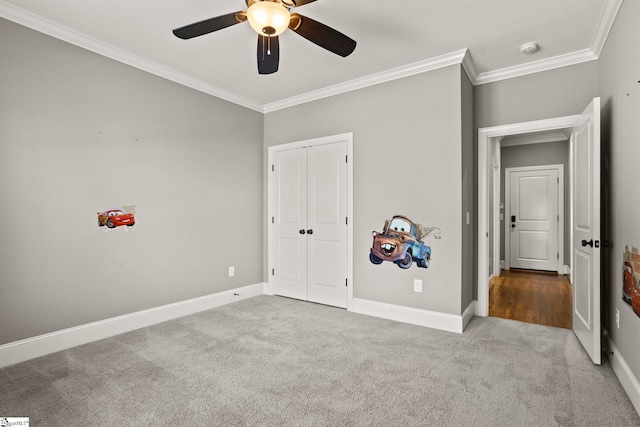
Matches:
[307,143,348,307]
[271,148,308,301]
[572,97,601,365]
[270,141,348,308]
[507,167,559,271]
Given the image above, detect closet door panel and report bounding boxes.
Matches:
[271,149,308,301]
[307,142,348,308]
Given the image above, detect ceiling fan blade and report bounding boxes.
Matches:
[287,0,319,6]
[288,13,356,57]
[258,35,279,75]
[173,12,247,40]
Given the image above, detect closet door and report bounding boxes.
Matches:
[270,141,348,308]
[271,148,308,301]
[307,143,348,308]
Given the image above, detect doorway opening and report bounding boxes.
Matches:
[477,115,579,317]
[491,131,571,328]
[479,99,601,364]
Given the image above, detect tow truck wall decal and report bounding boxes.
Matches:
[369,215,441,269]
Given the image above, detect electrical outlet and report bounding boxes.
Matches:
[228,266,235,277]
[616,308,620,329]
[414,279,422,293]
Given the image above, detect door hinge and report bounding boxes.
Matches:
[272,216,274,224]
[557,252,559,260]
[346,217,348,225]
[272,268,275,276]
[345,278,348,287]
[271,164,274,172]
[345,155,348,163]
[557,215,559,222]
[557,177,559,184]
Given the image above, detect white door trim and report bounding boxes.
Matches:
[491,142,502,278]
[267,133,354,310]
[477,116,578,317]
[504,164,564,272]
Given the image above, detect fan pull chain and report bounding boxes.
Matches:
[267,35,271,56]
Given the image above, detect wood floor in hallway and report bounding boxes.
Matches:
[489,269,572,329]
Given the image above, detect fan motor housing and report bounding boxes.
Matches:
[247,0,285,7]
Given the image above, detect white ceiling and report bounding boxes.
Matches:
[0,0,622,112]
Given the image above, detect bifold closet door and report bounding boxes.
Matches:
[271,141,347,308]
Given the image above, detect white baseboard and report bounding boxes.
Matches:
[263,280,274,296]
[351,298,466,334]
[605,331,640,416]
[0,282,266,368]
[462,301,476,330]
[499,263,570,275]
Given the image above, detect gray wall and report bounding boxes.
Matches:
[499,141,570,265]
[0,18,264,345]
[264,65,466,316]
[598,0,640,388]
[475,61,600,129]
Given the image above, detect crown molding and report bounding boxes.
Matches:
[591,0,624,57]
[1,0,624,111]
[264,49,469,113]
[475,48,598,85]
[460,49,479,85]
[0,1,264,112]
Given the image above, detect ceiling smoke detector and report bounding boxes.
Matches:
[520,42,539,54]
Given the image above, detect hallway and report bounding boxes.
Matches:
[489,269,572,329]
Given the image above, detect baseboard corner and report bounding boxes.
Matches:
[462,300,475,331]
[263,281,274,295]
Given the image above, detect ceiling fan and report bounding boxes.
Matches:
[173,0,357,75]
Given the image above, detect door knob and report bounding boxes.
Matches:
[581,239,594,247]
[307,229,314,234]
[299,229,306,234]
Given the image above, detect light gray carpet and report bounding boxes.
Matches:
[1,295,638,426]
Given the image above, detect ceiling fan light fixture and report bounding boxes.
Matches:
[247,1,291,36]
